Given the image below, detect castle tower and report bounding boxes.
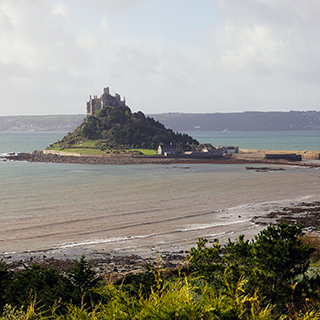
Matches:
[87,87,127,116]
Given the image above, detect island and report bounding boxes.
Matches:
[2,87,320,166]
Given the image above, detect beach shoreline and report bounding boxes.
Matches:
[3,199,320,277]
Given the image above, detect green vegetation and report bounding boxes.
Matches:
[47,106,198,154]
[128,148,157,155]
[2,222,320,319]
[48,145,156,155]
[49,147,106,154]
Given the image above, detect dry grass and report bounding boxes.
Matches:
[301,233,320,261]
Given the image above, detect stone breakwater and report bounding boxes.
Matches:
[5,150,226,165]
[3,150,320,166]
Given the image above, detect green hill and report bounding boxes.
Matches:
[49,105,198,154]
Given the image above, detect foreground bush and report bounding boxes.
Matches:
[190,221,320,314]
[0,256,103,316]
[3,273,320,319]
[0,275,277,319]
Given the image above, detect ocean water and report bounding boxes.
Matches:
[190,131,320,151]
[1,131,320,256]
[0,131,64,155]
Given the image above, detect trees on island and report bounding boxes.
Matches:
[58,105,199,151]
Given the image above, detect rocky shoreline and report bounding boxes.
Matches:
[2,149,320,167]
[4,249,187,281]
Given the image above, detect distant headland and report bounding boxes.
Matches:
[1,110,320,133]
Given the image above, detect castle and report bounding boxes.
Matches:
[86,87,126,116]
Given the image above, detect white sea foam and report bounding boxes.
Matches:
[57,234,158,249]
[179,219,251,232]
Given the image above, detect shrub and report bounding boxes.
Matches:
[190,222,316,314]
[4,263,70,314]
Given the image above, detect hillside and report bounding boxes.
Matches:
[52,105,198,151]
[150,111,320,131]
[0,115,85,131]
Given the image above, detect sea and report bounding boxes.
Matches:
[1,131,320,257]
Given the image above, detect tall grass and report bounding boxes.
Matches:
[0,273,281,320]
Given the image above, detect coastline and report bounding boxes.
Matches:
[1,148,320,276]
[3,199,320,277]
[2,149,320,167]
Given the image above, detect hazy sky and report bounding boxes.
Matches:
[1,0,320,116]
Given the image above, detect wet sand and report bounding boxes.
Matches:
[1,149,320,275]
[3,200,320,277]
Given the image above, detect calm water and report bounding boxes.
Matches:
[1,131,320,256]
[0,131,65,155]
[190,131,320,151]
[1,130,320,154]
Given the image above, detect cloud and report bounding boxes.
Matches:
[0,0,95,115]
[1,0,320,115]
[51,2,69,18]
[207,22,287,75]
[208,0,320,82]
[0,0,90,71]
[110,44,199,89]
[83,0,146,15]
[100,16,110,33]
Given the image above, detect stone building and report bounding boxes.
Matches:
[157,143,179,156]
[219,145,239,154]
[197,143,215,152]
[87,87,126,116]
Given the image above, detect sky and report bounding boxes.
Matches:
[1,0,320,116]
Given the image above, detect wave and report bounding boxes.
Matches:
[178,219,252,232]
[56,233,158,249]
[56,218,256,250]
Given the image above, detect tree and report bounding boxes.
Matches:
[0,260,12,312]
[190,221,315,312]
[4,263,70,314]
[67,255,102,306]
[55,105,199,150]
[237,222,314,308]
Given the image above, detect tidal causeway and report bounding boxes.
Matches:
[3,149,320,167]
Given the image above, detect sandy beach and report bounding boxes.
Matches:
[3,199,320,277]
[1,149,320,276]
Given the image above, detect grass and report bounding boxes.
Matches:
[79,140,97,148]
[59,148,105,154]
[129,149,157,155]
[46,145,157,156]
[0,276,278,319]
